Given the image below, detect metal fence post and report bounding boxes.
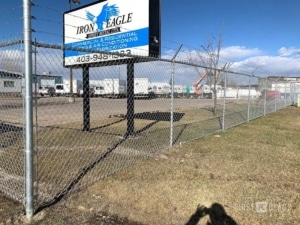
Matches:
[264,79,267,116]
[291,83,295,105]
[284,82,287,106]
[170,44,182,146]
[274,81,277,111]
[170,61,174,146]
[23,0,34,220]
[247,76,251,122]
[222,72,227,130]
[290,83,292,105]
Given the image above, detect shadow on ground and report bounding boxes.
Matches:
[185,203,238,225]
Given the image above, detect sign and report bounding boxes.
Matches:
[63,0,160,67]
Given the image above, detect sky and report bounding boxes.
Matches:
[1,0,300,84]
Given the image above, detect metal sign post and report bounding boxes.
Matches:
[126,62,135,137]
[82,66,90,131]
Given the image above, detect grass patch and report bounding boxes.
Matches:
[0,104,299,224]
[70,106,300,225]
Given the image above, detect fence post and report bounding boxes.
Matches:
[274,81,277,111]
[285,82,288,106]
[23,0,34,220]
[126,62,135,136]
[82,66,90,131]
[222,72,227,130]
[291,83,295,105]
[170,61,174,146]
[169,44,182,146]
[264,79,267,116]
[247,76,251,122]
[290,83,293,105]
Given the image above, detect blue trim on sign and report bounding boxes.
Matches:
[65,27,149,57]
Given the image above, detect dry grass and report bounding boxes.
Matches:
[1,106,299,225]
[72,106,300,225]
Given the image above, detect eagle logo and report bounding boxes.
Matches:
[86,3,120,31]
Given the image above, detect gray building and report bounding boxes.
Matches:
[32,72,63,92]
[0,70,22,93]
[0,70,63,94]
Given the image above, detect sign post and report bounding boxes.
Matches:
[63,0,160,133]
[126,62,135,137]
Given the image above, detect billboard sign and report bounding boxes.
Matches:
[63,0,160,67]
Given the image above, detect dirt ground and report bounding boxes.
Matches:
[1,106,299,225]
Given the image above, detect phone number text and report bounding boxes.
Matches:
[76,50,132,63]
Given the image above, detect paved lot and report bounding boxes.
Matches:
[0,96,219,126]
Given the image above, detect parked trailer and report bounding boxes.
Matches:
[192,84,213,99]
[217,88,260,99]
[90,80,105,97]
[237,89,260,99]
[149,82,170,98]
[173,85,186,98]
[103,78,126,98]
[55,79,83,96]
[134,78,154,98]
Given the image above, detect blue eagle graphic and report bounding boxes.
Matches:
[86,3,120,31]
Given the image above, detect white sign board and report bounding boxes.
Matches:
[63,0,159,67]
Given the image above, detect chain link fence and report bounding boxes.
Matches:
[0,39,299,212]
[0,39,25,203]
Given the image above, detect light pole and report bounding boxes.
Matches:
[68,0,80,103]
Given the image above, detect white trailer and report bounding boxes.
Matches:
[216,88,259,99]
[103,78,126,98]
[134,78,151,98]
[149,82,170,98]
[173,85,186,98]
[90,80,105,97]
[237,89,260,99]
[190,84,213,99]
[55,79,83,96]
[216,88,238,99]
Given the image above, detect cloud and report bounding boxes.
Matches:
[162,45,300,79]
[231,55,300,76]
[220,46,261,60]
[278,47,300,57]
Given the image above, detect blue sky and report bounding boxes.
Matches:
[1,0,300,81]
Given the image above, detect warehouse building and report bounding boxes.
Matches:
[0,70,62,94]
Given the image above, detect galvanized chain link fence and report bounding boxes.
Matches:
[0,39,299,213]
[0,39,25,203]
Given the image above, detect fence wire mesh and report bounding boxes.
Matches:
[0,39,25,203]
[0,39,299,212]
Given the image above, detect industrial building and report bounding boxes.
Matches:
[0,70,63,94]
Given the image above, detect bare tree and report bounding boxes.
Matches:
[189,32,232,115]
